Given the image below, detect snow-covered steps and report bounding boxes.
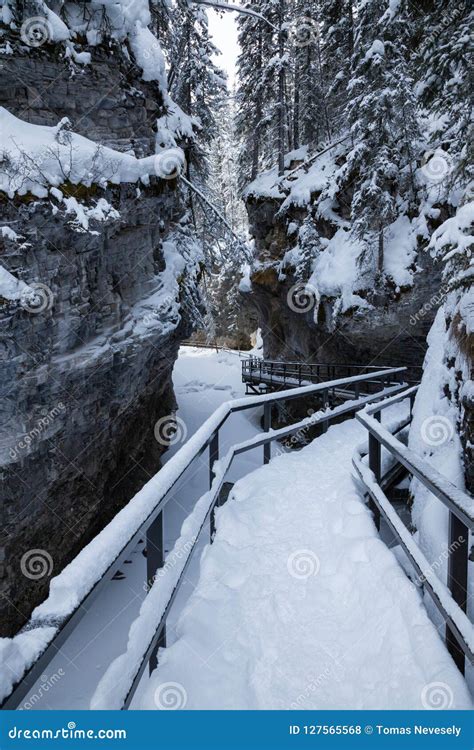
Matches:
[140,413,472,710]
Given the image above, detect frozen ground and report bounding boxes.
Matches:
[141,405,473,710]
[17,346,264,709]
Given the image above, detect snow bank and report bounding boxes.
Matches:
[0,108,183,198]
[408,295,473,659]
[0,265,34,302]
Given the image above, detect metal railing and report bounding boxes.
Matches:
[1,367,406,710]
[242,357,409,393]
[353,387,474,674]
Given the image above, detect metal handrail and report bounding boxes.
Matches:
[1,367,406,710]
[100,382,410,710]
[353,386,474,674]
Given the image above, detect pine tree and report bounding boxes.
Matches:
[319,0,354,132]
[169,0,227,179]
[235,1,282,185]
[289,0,329,149]
[341,0,419,269]
[414,0,473,190]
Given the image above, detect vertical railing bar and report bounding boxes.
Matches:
[209,431,219,541]
[368,413,382,530]
[446,513,468,674]
[147,512,166,673]
[264,402,272,464]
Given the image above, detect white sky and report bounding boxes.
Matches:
[207,8,241,88]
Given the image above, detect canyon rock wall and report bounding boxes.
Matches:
[0,37,197,635]
[245,193,443,382]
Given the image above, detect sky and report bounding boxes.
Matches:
[207,8,241,87]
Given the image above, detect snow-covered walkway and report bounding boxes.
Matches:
[143,412,472,710]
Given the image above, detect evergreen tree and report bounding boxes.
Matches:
[169,0,227,179]
[414,0,473,190]
[290,0,329,149]
[340,0,419,269]
[235,1,281,185]
[320,0,354,133]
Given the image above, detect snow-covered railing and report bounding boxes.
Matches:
[0,367,406,710]
[242,357,404,394]
[93,380,409,710]
[353,387,474,675]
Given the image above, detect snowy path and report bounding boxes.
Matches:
[142,412,472,710]
[20,347,263,709]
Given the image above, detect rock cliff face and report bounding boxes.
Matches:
[0,35,198,635]
[244,193,442,381]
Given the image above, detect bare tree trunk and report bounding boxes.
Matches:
[378,227,384,274]
[277,0,286,176]
[348,0,354,61]
[293,58,300,151]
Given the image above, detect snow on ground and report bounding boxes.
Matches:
[141,406,472,710]
[12,346,263,709]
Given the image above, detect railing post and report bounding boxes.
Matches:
[321,389,329,433]
[409,390,416,417]
[263,401,272,464]
[354,382,360,400]
[147,512,166,673]
[368,420,381,531]
[209,431,219,540]
[446,512,468,674]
